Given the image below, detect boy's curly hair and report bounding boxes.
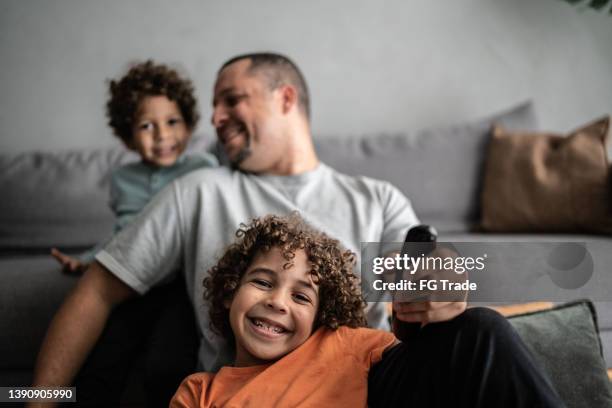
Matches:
[106,60,200,145]
[204,213,367,340]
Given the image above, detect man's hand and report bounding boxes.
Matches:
[51,248,88,275]
[391,245,468,326]
[393,300,467,325]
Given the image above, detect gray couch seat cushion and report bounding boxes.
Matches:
[0,255,78,369]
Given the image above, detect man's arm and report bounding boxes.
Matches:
[32,261,135,389]
[376,184,467,326]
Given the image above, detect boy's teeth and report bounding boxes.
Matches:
[253,318,284,333]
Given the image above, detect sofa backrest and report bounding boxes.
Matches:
[315,102,537,231]
[0,102,536,251]
[1,147,137,250]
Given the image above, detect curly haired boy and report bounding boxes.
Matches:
[170,213,398,407]
[170,212,564,408]
[51,60,217,273]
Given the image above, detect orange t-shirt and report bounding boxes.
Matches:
[171,326,396,408]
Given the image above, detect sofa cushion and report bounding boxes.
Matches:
[0,147,134,250]
[314,102,538,232]
[507,300,612,408]
[0,255,78,369]
[440,231,612,317]
[481,117,612,233]
[0,137,212,250]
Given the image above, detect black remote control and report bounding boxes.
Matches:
[392,224,438,341]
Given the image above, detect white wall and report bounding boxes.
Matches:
[1,0,611,153]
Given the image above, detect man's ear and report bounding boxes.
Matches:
[279,84,298,115]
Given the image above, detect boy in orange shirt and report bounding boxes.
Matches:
[171,214,562,408]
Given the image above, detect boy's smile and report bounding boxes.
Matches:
[247,316,290,337]
[228,247,319,367]
[130,95,191,167]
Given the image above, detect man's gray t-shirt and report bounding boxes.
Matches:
[96,163,418,371]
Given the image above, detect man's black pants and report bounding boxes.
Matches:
[70,278,198,408]
[368,307,564,407]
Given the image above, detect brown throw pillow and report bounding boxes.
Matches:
[481,117,612,233]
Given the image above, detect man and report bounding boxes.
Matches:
[32,53,562,407]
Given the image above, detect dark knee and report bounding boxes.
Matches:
[458,307,514,335]
[462,306,505,322]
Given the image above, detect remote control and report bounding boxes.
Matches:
[392,224,438,341]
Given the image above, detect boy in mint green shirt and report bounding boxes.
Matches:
[52,60,217,273]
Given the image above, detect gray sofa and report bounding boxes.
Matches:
[2,102,611,406]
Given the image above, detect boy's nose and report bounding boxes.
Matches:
[265,292,288,313]
[154,124,172,141]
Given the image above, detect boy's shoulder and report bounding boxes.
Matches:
[312,326,394,348]
[110,153,218,181]
[110,161,149,180]
[333,325,392,340]
[182,152,219,168]
[171,372,217,407]
[180,371,216,387]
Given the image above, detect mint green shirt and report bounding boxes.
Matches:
[79,153,218,262]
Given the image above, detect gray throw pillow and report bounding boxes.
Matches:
[508,300,612,408]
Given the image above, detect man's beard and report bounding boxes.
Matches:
[230,146,252,169]
[229,134,252,170]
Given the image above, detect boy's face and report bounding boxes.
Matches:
[228,247,319,367]
[130,95,191,167]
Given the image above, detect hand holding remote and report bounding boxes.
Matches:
[392,225,467,341]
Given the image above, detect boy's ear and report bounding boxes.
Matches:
[124,138,137,151]
[223,297,232,309]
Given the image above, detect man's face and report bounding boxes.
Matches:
[228,247,319,367]
[211,59,286,173]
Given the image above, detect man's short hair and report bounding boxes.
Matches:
[220,52,310,120]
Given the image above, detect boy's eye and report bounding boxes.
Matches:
[138,122,153,131]
[293,293,312,304]
[251,279,272,289]
[168,117,183,126]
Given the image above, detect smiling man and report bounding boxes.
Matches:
[212,55,316,174]
[32,53,561,408]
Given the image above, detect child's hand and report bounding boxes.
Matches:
[51,248,88,275]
